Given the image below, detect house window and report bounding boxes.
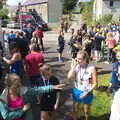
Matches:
[110,0,114,7]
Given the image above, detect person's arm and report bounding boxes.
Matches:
[3,53,20,65]
[88,66,98,93]
[54,92,60,110]
[0,101,24,120]
[26,84,65,97]
[67,61,77,80]
[73,43,82,49]
[80,66,98,99]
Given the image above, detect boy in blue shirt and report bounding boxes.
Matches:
[108,52,120,96]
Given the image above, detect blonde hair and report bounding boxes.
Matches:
[5,73,21,96]
[77,50,89,63]
[107,32,113,38]
[39,64,51,72]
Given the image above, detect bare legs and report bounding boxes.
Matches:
[72,102,90,120]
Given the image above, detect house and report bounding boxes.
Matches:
[22,0,62,23]
[93,0,120,21]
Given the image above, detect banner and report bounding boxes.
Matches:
[79,0,91,2]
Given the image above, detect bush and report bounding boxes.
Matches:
[62,0,78,13]
[79,2,93,27]
[97,14,113,24]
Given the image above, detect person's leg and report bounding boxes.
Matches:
[58,49,63,62]
[107,48,111,62]
[40,38,44,51]
[111,49,116,63]
[41,111,50,120]
[58,53,61,61]
[48,112,56,120]
[94,50,98,61]
[72,101,78,120]
[83,104,90,120]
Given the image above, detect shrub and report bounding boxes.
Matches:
[62,0,78,13]
[97,14,113,24]
[79,2,93,27]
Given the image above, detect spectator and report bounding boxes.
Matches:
[107,52,120,97]
[7,31,15,45]
[24,43,44,86]
[57,32,65,62]
[0,73,65,120]
[3,42,23,78]
[39,64,60,120]
[35,26,44,51]
[106,32,116,63]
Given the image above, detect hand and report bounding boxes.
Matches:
[2,57,5,61]
[53,84,66,90]
[22,103,30,112]
[71,59,77,69]
[80,91,89,99]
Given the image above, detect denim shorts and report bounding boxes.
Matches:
[72,88,93,104]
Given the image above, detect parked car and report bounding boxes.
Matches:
[1,20,8,27]
[7,21,20,29]
[15,12,48,31]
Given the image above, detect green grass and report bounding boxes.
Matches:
[78,73,112,120]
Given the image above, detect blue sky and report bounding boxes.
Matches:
[7,0,24,5]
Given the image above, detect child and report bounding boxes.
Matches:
[57,32,65,62]
[39,64,60,120]
[0,73,65,120]
[108,51,120,97]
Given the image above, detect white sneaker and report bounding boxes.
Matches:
[104,61,109,64]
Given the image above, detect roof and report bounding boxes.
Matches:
[22,0,48,6]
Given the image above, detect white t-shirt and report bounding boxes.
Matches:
[75,64,95,91]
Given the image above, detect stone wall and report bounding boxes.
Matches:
[48,0,62,23]
[102,0,120,20]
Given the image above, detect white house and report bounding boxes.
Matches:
[93,0,120,21]
[22,0,62,23]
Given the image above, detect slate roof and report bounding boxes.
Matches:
[22,0,48,6]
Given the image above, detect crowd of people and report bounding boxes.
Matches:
[0,21,120,120]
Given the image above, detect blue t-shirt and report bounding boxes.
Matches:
[110,61,120,89]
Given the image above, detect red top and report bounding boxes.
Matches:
[25,51,44,76]
[8,96,24,120]
[35,29,44,39]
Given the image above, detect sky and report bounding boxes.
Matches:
[7,0,24,5]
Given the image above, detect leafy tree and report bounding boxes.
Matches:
[0,8,8,19]
[62,0,78,13]
[0,0,3,9]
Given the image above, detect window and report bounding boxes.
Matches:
[110,0,114,7]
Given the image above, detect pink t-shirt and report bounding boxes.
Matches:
[8,96,25,120]
[106,38,116,49]
[25,51,44,76]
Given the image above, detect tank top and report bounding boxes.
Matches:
[10,60,23,76]
[8,96,25,120]
[75,64,94,91]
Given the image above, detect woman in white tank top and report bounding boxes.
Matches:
[68,50,98,120]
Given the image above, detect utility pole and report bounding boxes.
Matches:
[18,2,22,30]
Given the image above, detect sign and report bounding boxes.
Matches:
[79,0,91,2]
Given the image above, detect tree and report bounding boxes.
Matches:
[62,0,78,13]
[0,0,3,9]
[0,8,8,19]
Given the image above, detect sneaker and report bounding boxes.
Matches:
[104,61,109,64]
[58,59,63,62]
